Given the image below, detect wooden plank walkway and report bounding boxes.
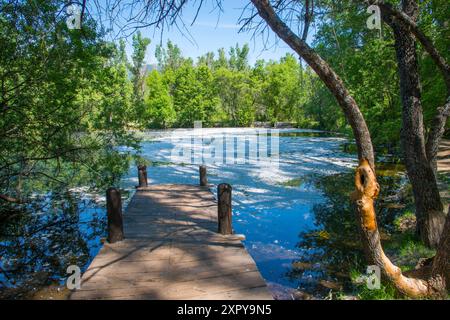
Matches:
[69,184,272,300]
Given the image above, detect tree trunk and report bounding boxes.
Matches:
[352,159,448,298]
[430,206,450,297]
[387,0,445,248]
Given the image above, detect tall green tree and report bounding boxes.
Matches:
[129,31,150,123]
[228,43,250,71]
[171,62,219,126]
[214,67,256,126]
[155,40,184,72]
[145,70,176,128]
[261,54,303,123]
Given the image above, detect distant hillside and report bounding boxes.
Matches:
[145,64,158,74]
[128,64,159,79]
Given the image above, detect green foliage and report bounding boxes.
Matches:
[145,70,175,128]
[129,31,151,123]
[145,44,309,128]
[228,43,250,71]
[0,0,139,211]
[355,279,398,300]
[155,40,185,72]
[214,67,255,126]
[306,1,449,150]
[260,54,306,123]
[169,62,219,126]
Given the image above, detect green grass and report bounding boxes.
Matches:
[385,231,435,269]
[345,228,435,300]
[356,282,398,300]
[393,210,415,232]
[346,268,397,300]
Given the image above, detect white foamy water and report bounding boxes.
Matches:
[120,128,357,294]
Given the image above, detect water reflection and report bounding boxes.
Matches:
[0,128,411,300]
[288,164,411,298]
[0,192,107,298]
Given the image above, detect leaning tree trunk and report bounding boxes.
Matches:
[386,0,445,248]
[352,159,449,298]
[251,0,449,297]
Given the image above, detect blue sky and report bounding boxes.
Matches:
[117,1,315,66]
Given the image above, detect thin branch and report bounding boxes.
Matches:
[0,193,23,204]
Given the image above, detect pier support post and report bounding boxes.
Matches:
[106,187,124,243]
[138,165,148,187]
[217,183,233,235]
[199,165,208,186]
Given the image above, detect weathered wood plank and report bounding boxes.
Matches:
[70,184,272,300]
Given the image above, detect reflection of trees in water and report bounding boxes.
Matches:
[287,167,411,296]
[0,192,106,299]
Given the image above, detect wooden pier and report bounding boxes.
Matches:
[69,183,272,300]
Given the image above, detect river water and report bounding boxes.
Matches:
[120,128,358,298]
[4,128,403,299]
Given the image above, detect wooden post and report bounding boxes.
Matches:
[137,165,148,187]
[217,183,233,235]
[199,165,208,186]
[106,187,124,243]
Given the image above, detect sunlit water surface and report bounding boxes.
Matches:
[1,128,366,299]
[120,128,357,298]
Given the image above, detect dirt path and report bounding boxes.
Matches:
[437,139,450,173]
[437,139,449,212]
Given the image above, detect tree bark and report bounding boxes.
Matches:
[430,205,450,297]
[386,0,445,248]
[352,159,448,298]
